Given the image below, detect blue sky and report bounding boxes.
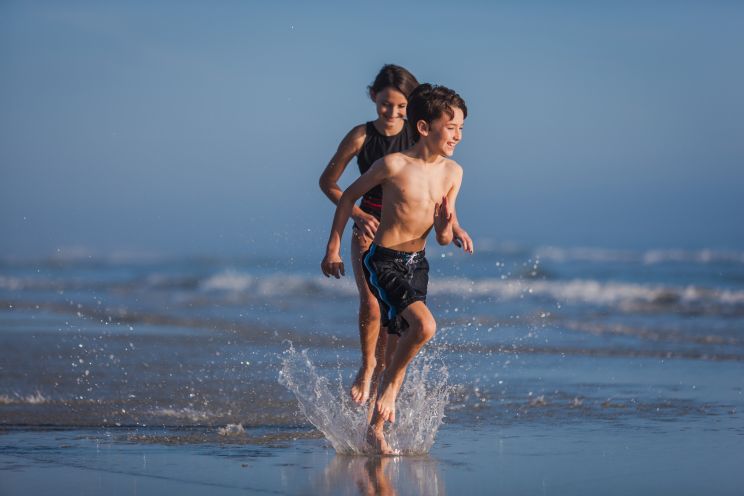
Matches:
[1,1,743,258]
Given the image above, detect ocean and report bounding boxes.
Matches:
[1,243,743,494]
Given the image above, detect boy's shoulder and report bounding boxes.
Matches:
[442,157,463,175]
[373,151,411,173]
[381,153,463,175]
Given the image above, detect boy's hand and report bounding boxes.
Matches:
[351,211,379,240]
[452,225,474,254]
[321,252,345,279]
[433,196,454,236]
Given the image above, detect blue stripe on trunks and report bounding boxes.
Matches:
[363,244,396,321]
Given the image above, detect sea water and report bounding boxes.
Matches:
[1,243,743,444]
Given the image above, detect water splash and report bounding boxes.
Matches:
[278,343,450,455]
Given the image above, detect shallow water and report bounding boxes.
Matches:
[1,246,743,493]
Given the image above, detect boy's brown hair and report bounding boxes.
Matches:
[407,84,467,135]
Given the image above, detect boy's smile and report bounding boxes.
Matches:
[429,107,464,157]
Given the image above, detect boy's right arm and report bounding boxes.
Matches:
[318,125,379,239]
[321,158,393,278]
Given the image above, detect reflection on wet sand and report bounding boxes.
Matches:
[316,455,445,496]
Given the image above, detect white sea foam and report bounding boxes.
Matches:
[201,271,255,292]
[201,270,356,296]
[431,277,744,308]
[534,246,744,265]
[148,407,212,422]
[0,391,49,404]
[0,276,23,291]
[278,344,450,455]
[198,270,744,310]
[217,423,246,436]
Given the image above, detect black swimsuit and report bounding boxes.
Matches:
[356,120,416,221]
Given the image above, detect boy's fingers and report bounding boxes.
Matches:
[334,262,344,278]
[453,237,462,248]
[461,233,474,253]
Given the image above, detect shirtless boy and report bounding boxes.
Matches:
[321,83,470,454]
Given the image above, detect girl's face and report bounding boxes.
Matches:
[372,87,408,128]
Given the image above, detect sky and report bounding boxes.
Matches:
[1,0,743,259]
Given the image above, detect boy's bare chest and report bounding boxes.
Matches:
[387,167,450,205]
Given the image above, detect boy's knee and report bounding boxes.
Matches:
[413,316,436,342]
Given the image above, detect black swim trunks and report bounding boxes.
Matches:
[362,244,429,336]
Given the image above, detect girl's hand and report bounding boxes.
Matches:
[352,211,380,240]
[452,225,474,254]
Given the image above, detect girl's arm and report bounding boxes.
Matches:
[319,125,366,204]
[319,125,379,239]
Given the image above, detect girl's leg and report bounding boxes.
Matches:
[350,228,386,404]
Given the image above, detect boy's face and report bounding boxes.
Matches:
[423,107,464,157]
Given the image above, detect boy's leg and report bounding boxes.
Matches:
[375,301,436,423]
[350,230,384,404]
[366,331,400,452]
[367,331,397,423]
[367,303,432,454]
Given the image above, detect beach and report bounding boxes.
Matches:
[1,245,743,494]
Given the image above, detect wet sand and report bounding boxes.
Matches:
[2,420,742,495]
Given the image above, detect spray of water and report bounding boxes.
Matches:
[278,343,450,455]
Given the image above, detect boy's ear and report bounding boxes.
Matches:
[369,90,377,102]
[416,120,429,136]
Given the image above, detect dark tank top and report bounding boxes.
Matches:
[356,120,416,218]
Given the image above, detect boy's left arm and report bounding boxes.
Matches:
[452,218,474,254]
[443,166,474,253]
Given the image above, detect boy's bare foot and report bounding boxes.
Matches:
[351,364,375,404]
[375,380,402,423]
[366,425,397,455]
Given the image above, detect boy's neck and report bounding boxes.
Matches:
[407,140,444,164]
